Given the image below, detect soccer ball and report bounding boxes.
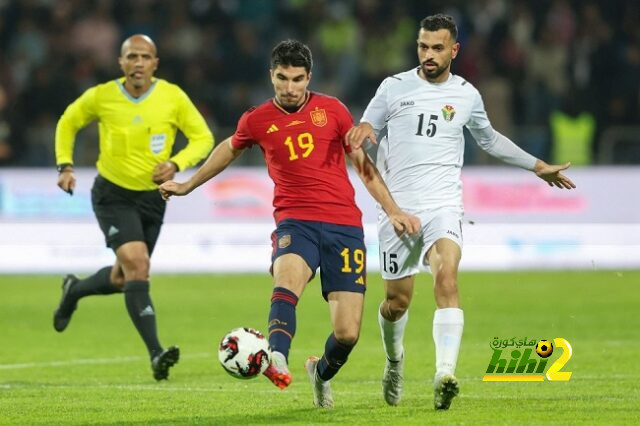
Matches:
[218,327,271,379]
[536,340,554,358]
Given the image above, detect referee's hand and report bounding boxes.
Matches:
[57,169,76,196]
[153,161,178,184]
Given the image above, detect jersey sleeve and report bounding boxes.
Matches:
[231,110,255,149]
[55,86,99,165]
[334,99,355,153]
[170,87,215,171]
[360,77,392,132]
[465,89,492,130]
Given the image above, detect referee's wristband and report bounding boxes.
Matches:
[57,163,73,173]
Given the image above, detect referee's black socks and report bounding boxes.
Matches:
[123,280,163,359]
[69,266,121,299]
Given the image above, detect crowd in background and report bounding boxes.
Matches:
[0,0,638,167]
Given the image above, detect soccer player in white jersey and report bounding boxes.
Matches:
[347,14,575,410]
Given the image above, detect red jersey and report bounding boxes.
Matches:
[231,92,362,227]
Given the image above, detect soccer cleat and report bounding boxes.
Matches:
[151,346,180,381]
[382,356,404,406]
[262,351,292,389]
[433,373,460,410]
[53,274,80,332]
[305,356,334,408]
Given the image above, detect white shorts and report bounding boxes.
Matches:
[377,209,463,280]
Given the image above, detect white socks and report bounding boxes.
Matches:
[379,304,464,375]
[378,303,408,362]
[433,308,464,376]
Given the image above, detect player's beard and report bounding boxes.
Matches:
[277,93,302,108]
[422,59,450,80]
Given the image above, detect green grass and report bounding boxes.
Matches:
[1,271,639,424]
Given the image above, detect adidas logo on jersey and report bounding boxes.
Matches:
[355,276,365,285]
[108,225,119,237]
[266,124,279,133]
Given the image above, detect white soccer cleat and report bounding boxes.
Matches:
[305,356,334,408]
[433,372,460,410]
[382,356,404,406]
[262,351,292,389]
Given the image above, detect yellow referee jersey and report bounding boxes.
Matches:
[55,78,214,190]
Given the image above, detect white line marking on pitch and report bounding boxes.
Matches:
[0,352,211,370]
[1,383,633,403]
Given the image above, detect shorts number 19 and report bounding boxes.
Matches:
[340,248,365,273]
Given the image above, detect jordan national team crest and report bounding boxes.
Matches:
[442,105,456,122]
[278,235,291,248]
[310,107,328,127]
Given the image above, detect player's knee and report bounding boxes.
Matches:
[434,264,457,285]
[333,327,360,346]
[335,332,359,347]
[435,273,458,295]
[386,295,410,319]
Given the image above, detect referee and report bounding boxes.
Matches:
[53,34,214,380]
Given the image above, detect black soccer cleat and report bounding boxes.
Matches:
[53,274,79,332]
[151,346,180,381]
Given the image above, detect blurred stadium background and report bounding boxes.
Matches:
[1,2,640,423]
[0,0,639,273]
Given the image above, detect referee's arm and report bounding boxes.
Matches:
[55,87,98,166]
[169,91,214,171]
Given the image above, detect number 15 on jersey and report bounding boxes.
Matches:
[415,113,438,137]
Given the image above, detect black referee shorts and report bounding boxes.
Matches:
[91,175,166,254]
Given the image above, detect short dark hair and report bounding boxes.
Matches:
[420,14,458,41]
[270,40,313,73]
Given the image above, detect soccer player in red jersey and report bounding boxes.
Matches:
[159,40,420,408]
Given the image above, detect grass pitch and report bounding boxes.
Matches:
[1,271,639,424]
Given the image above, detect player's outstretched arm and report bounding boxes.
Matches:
[346,122,377,151]
[159,137,243,200]
[533,160,576,190]
[347,148,420,235]
[469,127,575,190]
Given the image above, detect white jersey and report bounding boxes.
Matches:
[361,68,491,212]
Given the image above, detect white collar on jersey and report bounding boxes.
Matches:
[415,69,454,86]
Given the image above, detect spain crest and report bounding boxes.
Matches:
[278,235,291,249]
[442,105,456,122]
[310,107,328,127]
